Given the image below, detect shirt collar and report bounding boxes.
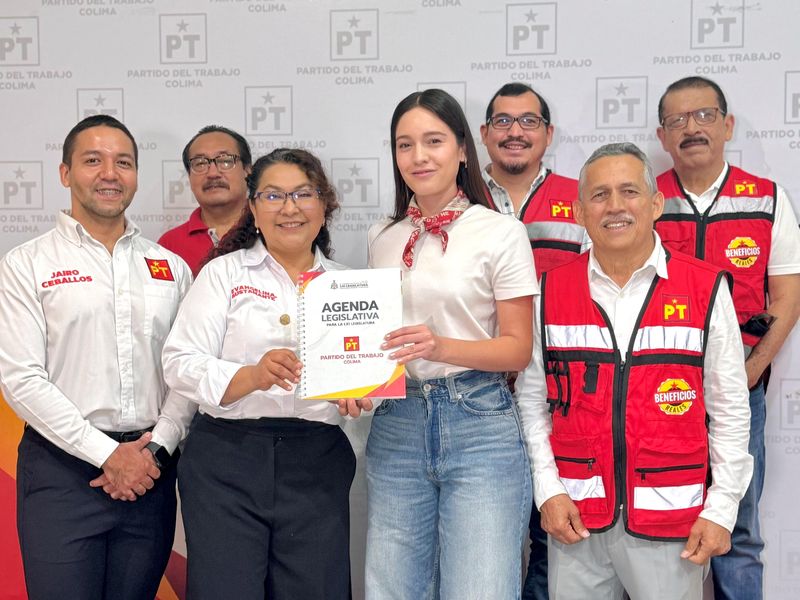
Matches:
[587,231,668,286]
[56,210,139,247]
[684,162,729,201]
[242,240,331,273]
[187,207,209,234]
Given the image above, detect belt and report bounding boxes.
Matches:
[100,426,154,442]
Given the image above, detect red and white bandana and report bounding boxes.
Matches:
[402,191,470,268]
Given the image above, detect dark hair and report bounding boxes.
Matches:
[181,125,253,173]
[62,115,138,167]
[657,76,728,124]
[389,89,488,222]
[207,148,339,263]
[484,82,551,124]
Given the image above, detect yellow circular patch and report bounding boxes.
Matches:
[653,378,696,415]
[724,236,760,268]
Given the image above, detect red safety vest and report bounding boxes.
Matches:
[655,166,775,349]
[485,170,582,275]
[541,251,729,540]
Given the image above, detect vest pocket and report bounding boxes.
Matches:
[630,437,707,526]
[551,435,607,515]
[545,360,609,417]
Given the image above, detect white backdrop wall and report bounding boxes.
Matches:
[1,0,799,598]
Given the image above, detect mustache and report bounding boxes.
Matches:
[202,181,230,191]
[679,136,709,148]
[600,214,634,227]
[500,136,531,148]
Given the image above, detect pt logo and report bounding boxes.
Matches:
[595,77,648,129]
[145,258,175,282]
[780,531,800,581]
[506,3,557,55]
[780,379,800,430]
[330,10,379,61]
[160,14,207,63]
[0,17,39,66]
[245,86,293,136]
[785,71,800,124]
[733,180,758,196]
[418,82,467,111]
[344,336,360,352]
[331,159,379,208]
[0,162,43,209]
[549,199,572,219]
[690,0,744,49]
[161,161,195,209]
[662,295,690,322]
[77,89,124,121]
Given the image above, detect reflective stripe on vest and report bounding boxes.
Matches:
[561,475,607,501]
[546,323,704,354]
[545,324,614,351]
[526,220,585,244]
[661,194,774,217]
[633,483,704,511]
[632,325,704,354]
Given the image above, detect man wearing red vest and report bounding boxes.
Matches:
[481,83,586,279]
[516,142,752,598]
[481,83,585,600]
[655,76,800,600]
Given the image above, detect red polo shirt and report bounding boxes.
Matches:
[158,208,214,277]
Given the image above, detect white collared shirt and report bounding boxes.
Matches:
[516,233,753,532]
[482,163,548,217]
[161,242,347,424]
[685,162,800,275]
[368,204,538,380]
[0,211,193,467]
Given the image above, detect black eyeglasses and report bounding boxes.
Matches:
[252,188,321,212]
[487,114,548,130]
[660,107,725,130]
[188,153,241,174]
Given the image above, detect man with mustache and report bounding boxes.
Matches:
[0,115,193,599]
[516,142,752,599]
[655,76,800,600]
[159,125,252,277]
[481,83,585,278]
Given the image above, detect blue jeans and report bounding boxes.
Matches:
[365,370,532,600]
[711,383,766,599]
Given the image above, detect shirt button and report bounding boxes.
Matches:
[423,384,432,392]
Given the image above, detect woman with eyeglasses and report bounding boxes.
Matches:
[364,89,538,599]
[161,148,355,600]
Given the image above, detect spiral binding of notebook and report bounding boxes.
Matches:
[296,272,310,399]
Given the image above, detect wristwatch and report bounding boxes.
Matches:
[145,441,171,469]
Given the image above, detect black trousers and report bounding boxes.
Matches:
[16,426,177,600]
[178,414,356,600]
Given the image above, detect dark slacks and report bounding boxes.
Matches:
[522,500,550,600]
[16,426,177,600]
[178,414,355,600]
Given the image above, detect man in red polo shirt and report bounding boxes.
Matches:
[159,125,252,276]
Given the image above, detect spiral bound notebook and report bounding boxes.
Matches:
[296,267,405,400]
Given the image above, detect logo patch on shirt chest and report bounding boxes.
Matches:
[549,199,573,219]
[145,258,175,281]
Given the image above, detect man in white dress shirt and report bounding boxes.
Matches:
[516,142,752,599]
[0,115,192,600]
